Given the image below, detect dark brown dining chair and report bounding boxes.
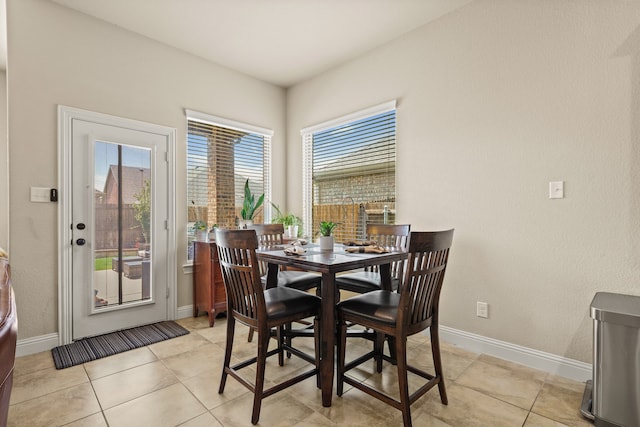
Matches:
[248,223,321,292]
[336,229,454,427]
[215,228,322,425]
[337,224,411,356]
[246,223,322,344]
[336,224,411,294]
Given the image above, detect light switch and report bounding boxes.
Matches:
[30,187,51,203]
[549,181,564,199]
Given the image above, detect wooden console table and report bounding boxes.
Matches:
[193,241,227,326]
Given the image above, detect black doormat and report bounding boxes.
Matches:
[51,321,189,369]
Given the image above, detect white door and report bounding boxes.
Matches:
[64,111,175,340]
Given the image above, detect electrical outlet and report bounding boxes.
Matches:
[477,301,489,318]
[549,181,564,199]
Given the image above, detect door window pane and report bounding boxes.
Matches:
[93,141,152,309]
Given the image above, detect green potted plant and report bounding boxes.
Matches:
[190,200,209,240]
[208,223,218,241]
[192,220,208,241]
[319,221,337,251]
[271,203,302,238]
[239,179,264,228]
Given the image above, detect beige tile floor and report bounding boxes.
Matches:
[8,315,593,427]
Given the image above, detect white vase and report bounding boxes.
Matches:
[238,219,254,229]
[196,230,208,241]
[319,236,334,251]
[287,225,299,239]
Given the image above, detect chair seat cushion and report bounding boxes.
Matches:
[336,271,399,294]
[278,271,321,291]
[264,287,321,320]
[337,290,399,325]
[261,271,321,291]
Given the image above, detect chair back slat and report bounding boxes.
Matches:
[364,224,410,278]
[247,224,285,276]
[215,229,266,323]
[399,230,453,329]
[249,224,285,247]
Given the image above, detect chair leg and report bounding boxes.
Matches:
[252,329,270,425]
[374,331,384,373]
[336,320,348,396]
[387,335,398,364]
[430,324,448,405]
[314,316,321,389]
[247,328,254,342]
[284,322,292,358]
[395,336,412,427]
[277,325,284,366]
[219,316,235,394]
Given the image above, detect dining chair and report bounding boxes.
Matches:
[246,223,322,344]
[337,224,411,356]
[336,229,454,427]
[336,224,411,294]
[215,228,322,425]
[248,223,322,291]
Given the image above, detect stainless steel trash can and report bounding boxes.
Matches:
[589,292,640,427]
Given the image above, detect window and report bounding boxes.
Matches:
[301,101,396,242]
[186,110,272,260]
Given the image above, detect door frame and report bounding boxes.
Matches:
[57,105,177,345]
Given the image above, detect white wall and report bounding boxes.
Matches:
[287,0,640,363]
[7,0,286,339]
[0,70,7,251]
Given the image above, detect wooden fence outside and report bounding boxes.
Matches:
[94,205,145,250]
[312,202,395,242]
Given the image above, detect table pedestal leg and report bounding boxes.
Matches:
[320,271,335,407]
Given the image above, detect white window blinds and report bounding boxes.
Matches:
[302,101,396,242]
[186,110,272,259]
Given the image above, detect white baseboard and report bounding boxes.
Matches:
[439,325,592,382]
[16,333,59,358]
[176,305,194,319]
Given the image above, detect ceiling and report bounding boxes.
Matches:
[45,0,472,87]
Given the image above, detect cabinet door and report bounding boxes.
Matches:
[193,242,212,317]
[193,242,226,326]
[211,250,226,311]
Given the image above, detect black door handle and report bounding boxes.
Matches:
[76,238,86,246]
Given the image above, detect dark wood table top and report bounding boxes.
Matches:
[257,243,407,274]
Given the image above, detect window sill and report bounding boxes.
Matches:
[182,263,193,275]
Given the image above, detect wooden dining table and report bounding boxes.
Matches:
[256,243,407,407]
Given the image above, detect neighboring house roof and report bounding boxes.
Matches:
[104,165,151,204]
[314,138,396,180]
